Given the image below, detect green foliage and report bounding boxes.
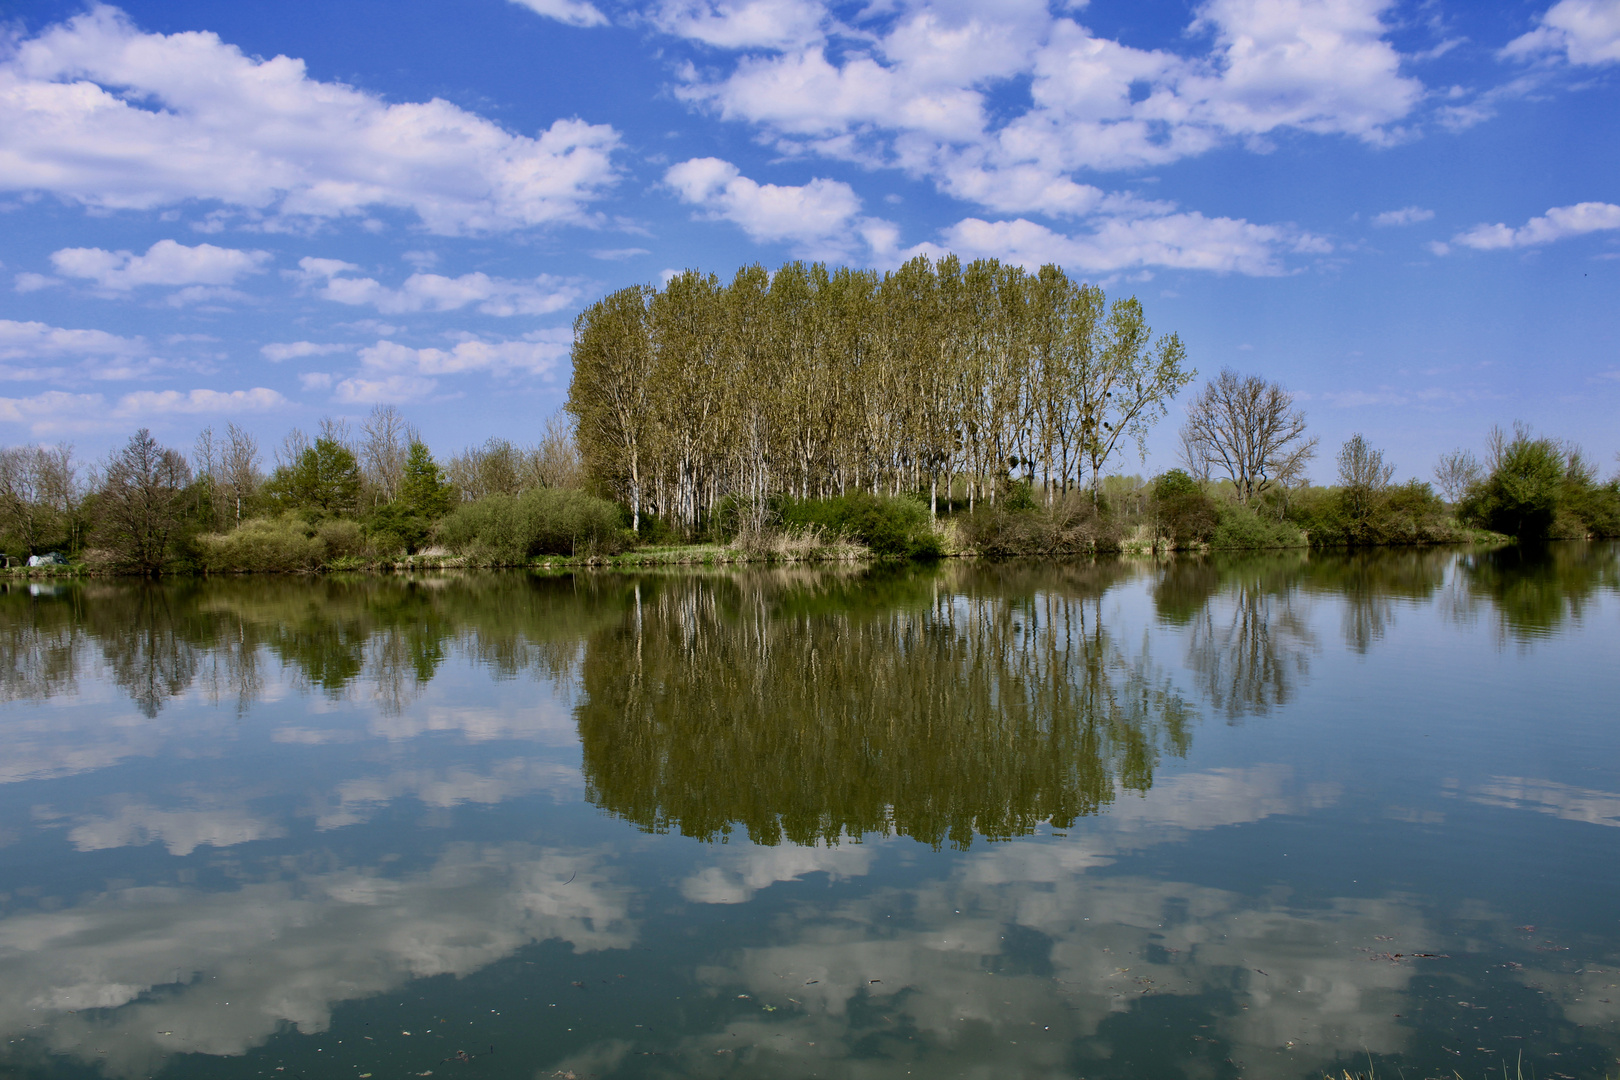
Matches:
[1151,469,1201,500]
[400,442,451,518]
[1210,504,1307,549]
[198,515,367,573]
[1459,434,1565,539]
[778,493,942,560]
[436,488,629,562]
[263,438,361,518]
[364,442,453,554]
[1150,470,1218,547]
[1287,480,1460,547]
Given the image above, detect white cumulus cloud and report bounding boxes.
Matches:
[296,258,584,316]
[673,0,1424,221]
[0,6,622,234]
[0,319,145,360]
[113,388,288,416]
[0,390,109,434]
[50,240,271,291]
[1503,0,1620,66]
[934,212,1327,277]
[1448,201,1620,250]
[332,332,572,403]
[261,341,353,362]
[508,0,610,28]
[653,0,828,49]
[665,157,898,258]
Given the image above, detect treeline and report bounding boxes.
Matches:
[3,251,1618,572]
[567,254,1191,533]
[0,407,623,575]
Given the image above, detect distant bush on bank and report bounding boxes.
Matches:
[436,488,629,562]
[958,494,1121,557]
[1150,470,1219,548]
[1455,430,1620,541]
[198,516,366,573]
[777,493,943,560]
[1284,480,1462,547]
[1211,504,1307,549]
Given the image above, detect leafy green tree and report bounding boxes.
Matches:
[400,442,451,518]
[367,442,452,554]
[263,437,361,518]
[1151,469,1217,547]
[1460,430,1565,539]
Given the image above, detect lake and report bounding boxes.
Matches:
[1,544,1616,1080]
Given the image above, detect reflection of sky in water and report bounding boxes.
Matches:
[0,547,1616,1079]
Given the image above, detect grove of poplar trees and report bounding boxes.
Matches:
[566,255,1192,534]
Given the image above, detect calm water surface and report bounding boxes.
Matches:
[1,545,1617,1080]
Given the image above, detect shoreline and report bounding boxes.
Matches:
[0,533,1530,579]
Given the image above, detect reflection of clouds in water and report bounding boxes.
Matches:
[674,767,1329,905]
[1518,963,1620,1030]
[313,758,583,829]
[656,765,1416,1079]
[0,843,633,1078]
[364,699,577,744]
[1467,776,1620,828]
[680,842,877,904]
[0,705,216,785]
[66,798,285,855]
[671,876,1432,1080]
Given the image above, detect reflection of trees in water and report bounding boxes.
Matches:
[1453,542,1619,642]
[0,574,623,715]
[1298,549,1450,655]
[578,566,1194,850]
[1178,557,1316,722]
[0,584,87,703]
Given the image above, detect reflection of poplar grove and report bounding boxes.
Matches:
[578,569,1195,849]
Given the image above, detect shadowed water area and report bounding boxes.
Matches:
[0,544,1617,1080]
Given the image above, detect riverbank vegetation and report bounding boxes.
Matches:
[1,256,1616,575]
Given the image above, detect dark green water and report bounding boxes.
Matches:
[1,544,1617,1080]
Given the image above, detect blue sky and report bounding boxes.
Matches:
[0,0,1616,482]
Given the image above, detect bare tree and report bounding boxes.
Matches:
[0,444,77,554]
[318,416,353,449]
[1176,425,1211,483]
[97,429,191,573]
[221,423,261,526]
[278,427,311,469]
[1179,369,1317,505]
[360,404,415,506]
[533,411,585,489]
[1433,448,1482,504]
[193,426,225,530]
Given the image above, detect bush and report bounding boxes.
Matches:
[1150,470,1218,547]
[1210,504,1306,549]
[1458,435,1564,540]
[437,488,629,562]
[1287,480,1459,547]
[778,493,942,560]
[958,494,1120,557]
[198,516,328,572]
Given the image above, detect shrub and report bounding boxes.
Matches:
[778,493,941,560]
[1210,504,1306,549]
[1458,434,1564,539]
[958,494,1120,557]
[1150,470,1218,547]
[437,488,629,562]
[1287,480,1458,547]
[198,516,327,572]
